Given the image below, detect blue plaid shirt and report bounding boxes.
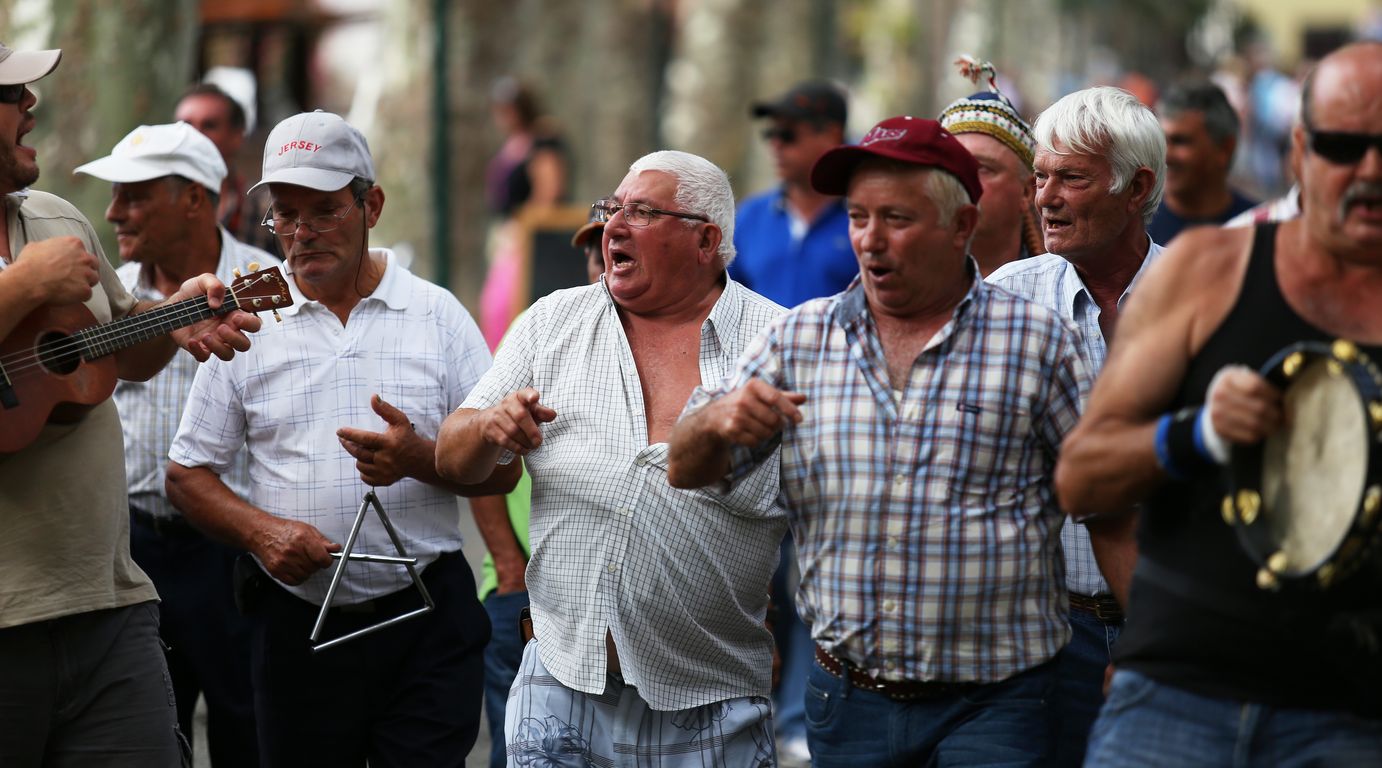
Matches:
[987,240,1164,595]
[689,271,1091,683]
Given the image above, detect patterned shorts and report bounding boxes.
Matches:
[504,640,777,767]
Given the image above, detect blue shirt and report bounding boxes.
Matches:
[730,187,856,307]
[1147,190,1256,246]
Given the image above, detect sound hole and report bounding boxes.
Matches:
[37,331,82,374]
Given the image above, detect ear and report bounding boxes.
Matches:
[1022,170,1036,205]
[952,203,979,249]
[183,183,211,218]
[1125,166,1156,217]
[363,185,385,228]
[1289,123,1307,191]
[697,222,723,267]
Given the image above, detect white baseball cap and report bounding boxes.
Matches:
[74,122,227,195]
[0,42,60,86]
[251,110,375,193]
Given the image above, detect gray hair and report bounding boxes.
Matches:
[628,150,736,267]
[1157,80,1241,147]
[1034,86,1167,224]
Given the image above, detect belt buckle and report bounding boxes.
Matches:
[1093,594,1122,622]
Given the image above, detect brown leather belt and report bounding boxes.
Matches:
[1069,591,1124,624]
[813,644,979,701]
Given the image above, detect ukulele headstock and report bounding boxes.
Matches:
[229,264,292,322]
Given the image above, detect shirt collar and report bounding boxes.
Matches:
[837,256,982,338]
[280,247,406,317]
[596,271,742,350]
[1059,236,1164,316]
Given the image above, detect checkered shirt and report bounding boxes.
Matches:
[170,250,492,604]
[689,273,1091,683]
[460,277,787,711]
[986,240,1163,596]
[113,227,278,519]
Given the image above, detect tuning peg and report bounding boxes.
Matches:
[248,261,261,272]
[232,267,242,278]
[272,309,283,323]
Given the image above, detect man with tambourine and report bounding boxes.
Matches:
[1057,42,1382,766]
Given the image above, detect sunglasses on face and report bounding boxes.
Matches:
[761,126,798,144]
[1307,127,1382,165]
[0,83,25,105]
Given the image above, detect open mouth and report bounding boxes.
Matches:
[865,264,894,280]
[608,246,635,271]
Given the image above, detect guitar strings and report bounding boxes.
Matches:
[0,272,280,381]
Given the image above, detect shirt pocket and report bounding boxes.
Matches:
[944,393,1033,506]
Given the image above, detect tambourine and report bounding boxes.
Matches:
[1225,340,1382,591]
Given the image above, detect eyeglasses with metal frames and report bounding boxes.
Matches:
[263,195,363,236]
[590,197,709,228]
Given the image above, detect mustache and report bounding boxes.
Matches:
[1342,181,1382,208]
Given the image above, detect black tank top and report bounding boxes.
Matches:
[1115,223,1382,717]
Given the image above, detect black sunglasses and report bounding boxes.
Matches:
[761,126,798,144]
[0,83,25,105]
[1307,127,1382,165]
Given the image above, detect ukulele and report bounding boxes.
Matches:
[0,264,292,454]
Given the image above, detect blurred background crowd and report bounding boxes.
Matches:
[7,0,1382,313]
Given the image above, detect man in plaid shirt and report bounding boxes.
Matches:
[670,116,1091,767]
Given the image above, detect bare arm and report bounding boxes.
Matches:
[166,461,339,585]
[1085,514,1138,606]
[436,388,555,485]
[667,379,806,489]
[1055,226,1252,518]
[336,394,520,496]
[471,492,528,594]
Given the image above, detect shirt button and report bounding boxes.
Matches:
[894,474,907,486]
[887,536,899,549]
[606,563,618,573]
[885,659,897,672]
[617,507,632,517]
[634,455,646,467]
[882,599,896,613]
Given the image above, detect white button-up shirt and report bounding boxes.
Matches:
[114,227,278,519]
[987,238,1164,596]
[170,249,491,604]
[460,277,786,711]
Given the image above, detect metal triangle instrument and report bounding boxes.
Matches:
[309,490,435,652]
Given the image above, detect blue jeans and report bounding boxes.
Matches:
[772,536,812,740]
[1054,605,1121,767]
[1086,669,1382,768]
[482,590,529,768]
[804,657,1057,767]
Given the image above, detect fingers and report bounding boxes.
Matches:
[484,389,555,454]
[713,380,807,446]
[1208,366,1283,444]
[258,520,339,585]
[372,394,410,425]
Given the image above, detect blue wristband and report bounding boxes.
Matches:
[1191,406,1211,461]
[1154,412,1191,481]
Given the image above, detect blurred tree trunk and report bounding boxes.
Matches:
[21,0,198,263]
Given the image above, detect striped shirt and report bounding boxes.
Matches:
[170,250,492,605]
[691,272,1090,683]
[987,240,1163,596]
[113,227,278,519]
[460,277,787,712]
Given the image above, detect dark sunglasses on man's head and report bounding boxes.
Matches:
[1307,127,1382,165]
[761,126,798,144]
[0,83,26,105]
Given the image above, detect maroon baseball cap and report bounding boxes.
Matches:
[810,116,983,203]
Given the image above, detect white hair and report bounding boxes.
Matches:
[923,169,971,228]
[1033,86,1167,224]
[628,150,736,267]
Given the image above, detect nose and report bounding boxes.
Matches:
[1035,178,1061,211]
[105,191,126,224]
[854,215,885,255]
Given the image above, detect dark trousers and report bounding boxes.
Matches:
[247,550,490,768]
[1053,604,1122,768]
[0,603,185,768]
[130,510,259,767]
[481,590,529,768]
